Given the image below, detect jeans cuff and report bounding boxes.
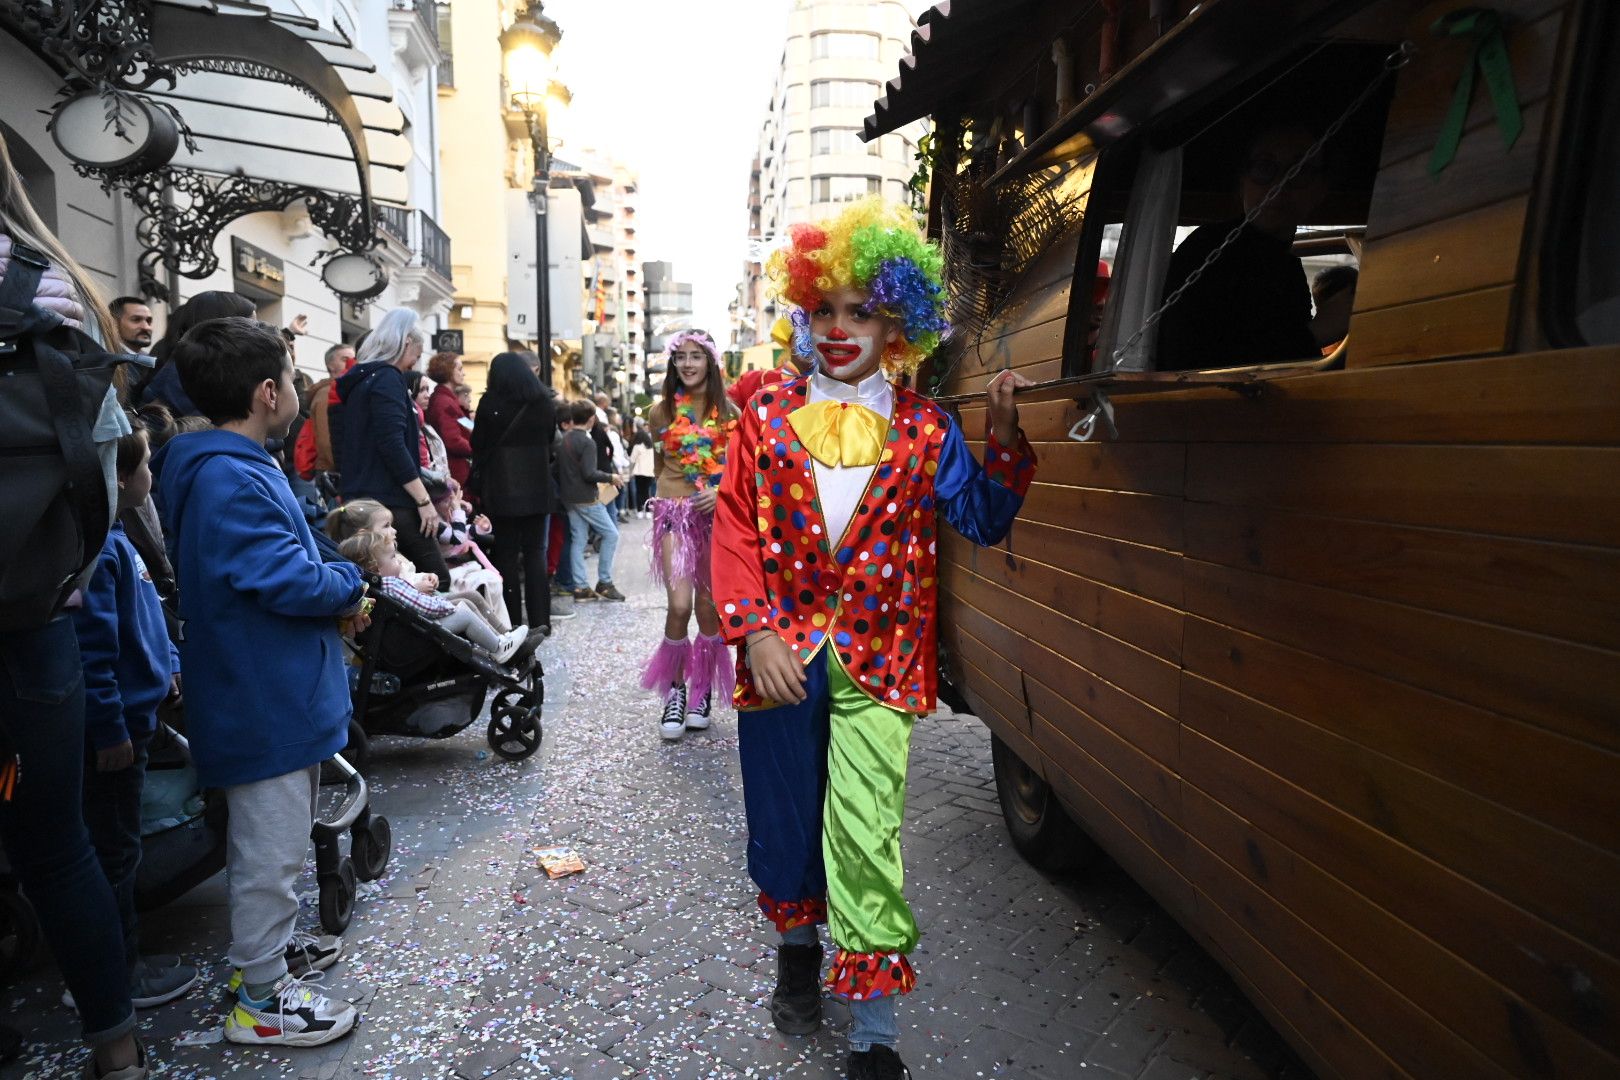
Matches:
[81,1007,137,1047]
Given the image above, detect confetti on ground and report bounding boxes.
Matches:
[0,525,1306,1079]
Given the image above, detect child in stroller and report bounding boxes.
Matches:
[338,531,529,664]
[313,531,546,768]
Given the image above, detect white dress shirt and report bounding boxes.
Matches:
[805,367,893,545]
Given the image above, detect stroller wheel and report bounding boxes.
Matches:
[0,881,43,981]
[487,705,542,761]
[352,816,392,883]
[318,857,358,934]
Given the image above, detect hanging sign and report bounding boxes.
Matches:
[231,238,286,299]
[49,91,179,175]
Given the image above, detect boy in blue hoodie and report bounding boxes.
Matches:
[153,317,368,1048]
[71,414,200,1013]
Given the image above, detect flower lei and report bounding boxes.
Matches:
[662,390,734,490]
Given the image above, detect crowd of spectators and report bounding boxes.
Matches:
[0,126,638,1078]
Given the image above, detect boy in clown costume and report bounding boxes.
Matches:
[712,199,1035,1079]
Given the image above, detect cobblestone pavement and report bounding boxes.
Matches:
[2,518,1310,1080]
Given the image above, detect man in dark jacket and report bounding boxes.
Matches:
[558,400,625,602]
[334,314,452,587]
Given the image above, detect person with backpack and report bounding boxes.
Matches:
[0,131,151,1079]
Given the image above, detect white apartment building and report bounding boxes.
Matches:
[733,0,923,348]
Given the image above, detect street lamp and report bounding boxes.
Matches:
[501,1,568,386]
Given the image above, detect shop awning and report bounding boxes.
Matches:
[0,0,413,296]
[142,0,409,207]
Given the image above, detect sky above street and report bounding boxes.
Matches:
[540,0,801,343]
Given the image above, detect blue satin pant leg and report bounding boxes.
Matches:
[737,652,831,904]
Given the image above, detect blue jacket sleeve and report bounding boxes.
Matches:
[213,477,364,617]
[370,381,422,488]
[934,416,1036,547]
[71,547,130,750]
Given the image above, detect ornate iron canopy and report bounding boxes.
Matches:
[0,0,408,299]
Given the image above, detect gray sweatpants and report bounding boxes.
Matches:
[223,764,319,986]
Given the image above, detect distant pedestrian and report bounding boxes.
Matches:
[557,399,625,603]
[154,316,366,1048]
[628,423,655,515]
[471,352,558,630]
[639,330,736,740]
[424,351,474,489]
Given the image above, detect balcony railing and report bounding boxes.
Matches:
[391,0,440,50]
[377,204,411,246]
[416,210,451,281]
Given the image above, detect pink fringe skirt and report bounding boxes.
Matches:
[648,496,714,592]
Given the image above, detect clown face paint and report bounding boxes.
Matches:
[812,331,878,382]
[810,287,895,384]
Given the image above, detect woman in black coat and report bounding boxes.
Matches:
[472,351,556,631]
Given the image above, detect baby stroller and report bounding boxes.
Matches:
[314,532,545,769]
[0,717,391,985]
[136,718,390,935]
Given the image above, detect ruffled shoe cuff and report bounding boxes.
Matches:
[687,632,735,708]
[825,949,916,1000]
[757,892,827,934]
[640,636,691,692]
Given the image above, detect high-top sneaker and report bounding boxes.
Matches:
[685,689,712,731]
[660,684,688,741]
[770,942,824,1035]
[846,1045,911,1079]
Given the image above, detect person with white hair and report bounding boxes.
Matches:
[334,307,452,588]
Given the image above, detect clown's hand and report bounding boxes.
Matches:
[746,631,808,704]
[987,369,1032,447]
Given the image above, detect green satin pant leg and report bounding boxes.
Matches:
[821,658,919,959]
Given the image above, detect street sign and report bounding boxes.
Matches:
[432,329,464,354]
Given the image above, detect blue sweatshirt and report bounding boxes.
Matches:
[153,429,363,787]
[71,523,180,750]
[335,361,419,508]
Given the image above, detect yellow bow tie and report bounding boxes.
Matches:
[788,400,887,468]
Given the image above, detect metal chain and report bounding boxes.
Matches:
[1109,40,1416,368]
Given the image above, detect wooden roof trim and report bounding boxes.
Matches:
[863,0,1047,140]
[984,0,1376,184]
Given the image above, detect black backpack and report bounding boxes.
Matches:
[0,242,131,632]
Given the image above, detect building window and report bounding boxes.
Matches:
[811,128,879,157]
[812,176,881,204]
[811,32,880,61]
[811,79,880,109]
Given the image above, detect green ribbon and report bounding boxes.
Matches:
[1429,7,1523,174]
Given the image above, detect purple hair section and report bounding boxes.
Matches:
[868,257,950,344]
[788,307,814,358]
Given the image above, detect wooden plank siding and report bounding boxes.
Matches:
[919,4,1620,1071]
[1348,0,1571,368]
[935,365,1619,1076]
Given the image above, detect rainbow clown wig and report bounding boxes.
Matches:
[765,197,949,376]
